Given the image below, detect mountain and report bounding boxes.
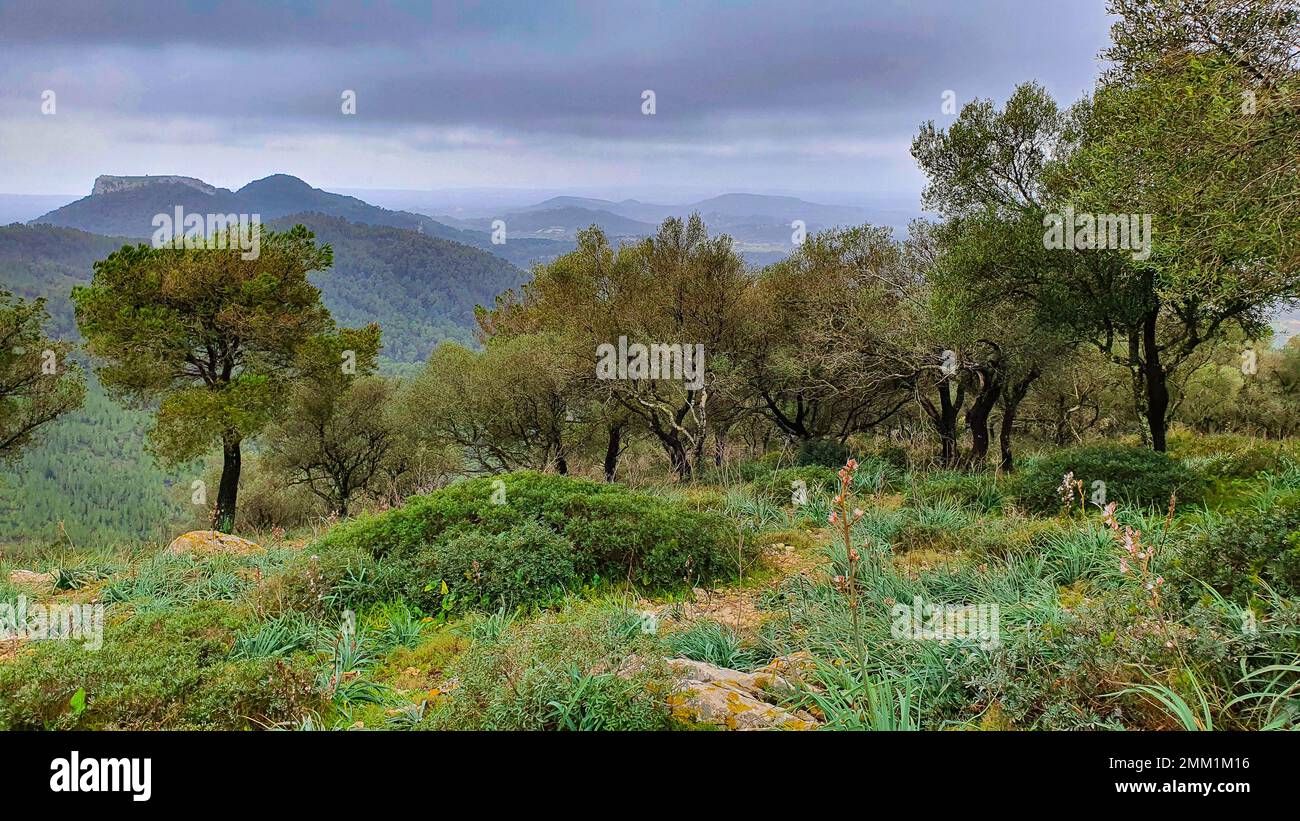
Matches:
[236,174,424,225]
[32,174,572,270]
[511,196,632,214]
[683,193,870,225]
[486,192,884,230]
[33,179,251,238]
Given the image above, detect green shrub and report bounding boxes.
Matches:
[430,521,578,611]
[1195,450,1300,484]
[231,611,320,660]
[266,541,406,616]
[796,438,849,467]
[0,602,320,729]
[1012,445,1204,515]
[310,472,742,602]
[1175,489,1300,605]
[872,443,912,470]
[100,547,299,611]
[1038,523,1122,587]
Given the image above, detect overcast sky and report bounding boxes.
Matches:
[0,0,1113,202]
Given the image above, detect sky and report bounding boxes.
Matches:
[0,0,1114,203]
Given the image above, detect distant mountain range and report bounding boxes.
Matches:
[430,191,916,253]
[27,174,570,270]
[5,174,546,363]
[13,174,925,270]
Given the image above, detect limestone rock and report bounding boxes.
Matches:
[166,530,263,557]
[666,657,818,730]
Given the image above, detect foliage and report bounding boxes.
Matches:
[0,602,321,729]
[796,438,850,467]
[666,620,766,671]
[1175,489,1300,605]
[309,471,744,609]
[1012,444,1204,514]
[905,470,1004,513]
[429,521,579,611]
[750,465,838,505]
[0,291,85,462]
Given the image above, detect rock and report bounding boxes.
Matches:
[93,174,217,196]
[7,569,55,592]
[666,657,818,730]
[668,657,799,698]
[166,530,263,557]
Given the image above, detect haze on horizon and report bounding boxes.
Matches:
[0,0,1113,206]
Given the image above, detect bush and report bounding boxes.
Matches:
[796,438,850,467]
[1012,445,1204,515]
[0,602,320,729]
[871,443,912,470]
[1168,431,1300,484]
[1175,489,1300,605]
[430,521,578,611]
[309,472,742,605]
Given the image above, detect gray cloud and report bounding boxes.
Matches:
[0,0,1112,198]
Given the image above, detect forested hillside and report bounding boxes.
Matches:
[267,213,526,361]
[0,224,133,338]
[0,371,191,546]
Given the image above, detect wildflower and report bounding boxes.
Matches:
[1102,501,1118,528]
[1057,471,1076,505]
